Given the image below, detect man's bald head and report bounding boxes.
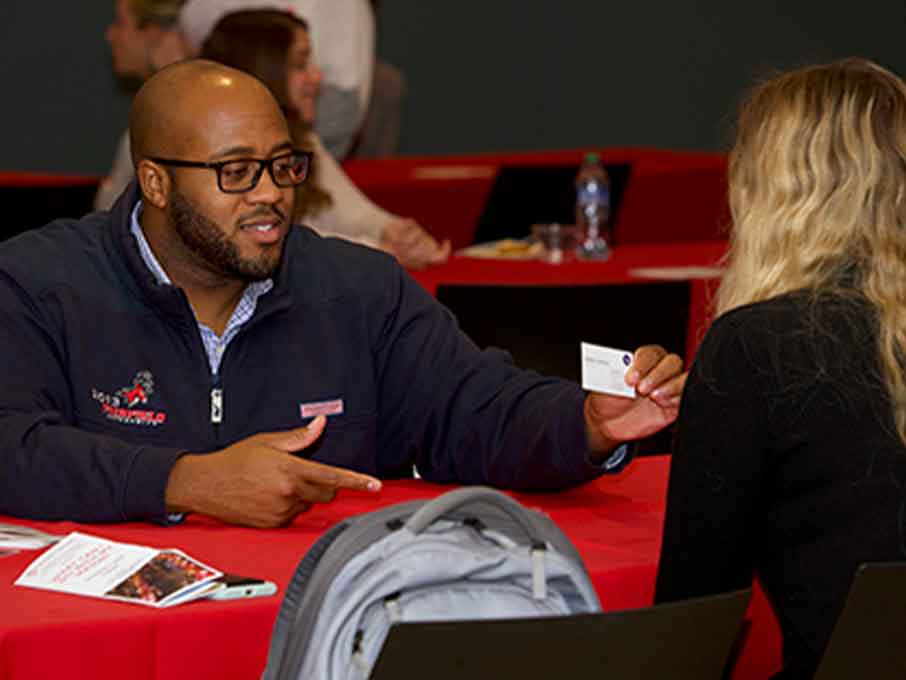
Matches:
[128,59,297,291]
[129,59,287,165]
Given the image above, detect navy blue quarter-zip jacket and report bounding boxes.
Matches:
[0,185,626,524]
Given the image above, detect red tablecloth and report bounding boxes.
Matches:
[0,456,780,679]
[410,241,727,363]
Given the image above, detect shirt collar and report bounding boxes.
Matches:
[128,200,275,296]
[129,201,172,286]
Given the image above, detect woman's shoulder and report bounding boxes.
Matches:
[697,290,875,384]
[701,294,803,355]
[710,290,871,341]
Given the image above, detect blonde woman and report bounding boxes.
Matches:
[655,58,906,679]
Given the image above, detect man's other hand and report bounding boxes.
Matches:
[164,416,381,527]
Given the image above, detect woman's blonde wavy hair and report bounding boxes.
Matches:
[718,57,906,444]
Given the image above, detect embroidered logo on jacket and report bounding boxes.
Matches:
[91,371,167,426]
[300,398,344,418]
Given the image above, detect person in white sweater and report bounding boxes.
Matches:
[98,0,449,269]
[181,0,374,160]
[96,0,189,212]
[198,8,450,268]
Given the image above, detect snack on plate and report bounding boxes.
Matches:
[458,239,544,260]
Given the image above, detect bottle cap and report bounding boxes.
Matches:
[584,152,600,164]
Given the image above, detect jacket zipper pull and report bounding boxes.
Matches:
[210,388,223,424]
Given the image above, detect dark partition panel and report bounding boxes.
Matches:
[1,184,98,241]
[472,163,630,245]
[436,281,689,454]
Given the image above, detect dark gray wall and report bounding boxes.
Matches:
[3,1,906,174]
[1,3,130,174]
[377,1,906,155]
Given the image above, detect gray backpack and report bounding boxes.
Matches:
[262,486,602,680]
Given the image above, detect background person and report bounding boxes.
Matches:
[0,60,686,528]
[199,9,449,269]
[351,0,407,159]
[180,0,382,160]
[655,58,906,679]
[95,0,189,212]
[97,1,447,269]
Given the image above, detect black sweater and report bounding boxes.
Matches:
[656,291,906,679]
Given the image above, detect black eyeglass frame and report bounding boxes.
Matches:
[146,149,314,194]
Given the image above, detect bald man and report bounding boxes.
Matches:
[0,61,685,527]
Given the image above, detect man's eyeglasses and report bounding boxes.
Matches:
[147,150,313,194]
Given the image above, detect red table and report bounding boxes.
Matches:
[343,148,729,249]
[0,456,781,679]
[0,171,101,187]
[410,241,728,363]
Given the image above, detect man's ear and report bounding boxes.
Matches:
[136,159,170,209]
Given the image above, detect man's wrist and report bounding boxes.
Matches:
[583,396,622,457]
[164,453,201,515]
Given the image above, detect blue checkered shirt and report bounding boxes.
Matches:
[130,203,274,525]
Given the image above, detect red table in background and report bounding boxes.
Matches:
[0,457,781,680]
[1,147,729,248]
[0,171,100,187]
[343,147,729,250]
[410,240,728,363]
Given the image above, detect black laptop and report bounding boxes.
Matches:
[813,562,906,680]
[369,588,751,680]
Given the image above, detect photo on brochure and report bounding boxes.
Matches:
[106,550,220,604]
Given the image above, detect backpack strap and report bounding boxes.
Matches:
[404,486,544,546]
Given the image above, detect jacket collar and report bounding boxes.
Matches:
[106,181,295,326]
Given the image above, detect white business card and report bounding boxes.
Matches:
[581,342,636,399]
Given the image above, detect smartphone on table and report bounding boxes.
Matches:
[206,573,278,601]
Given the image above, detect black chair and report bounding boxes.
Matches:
[812,562,906,680]
[370,588,752,680]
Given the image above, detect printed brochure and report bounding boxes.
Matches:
[16,532,222,607]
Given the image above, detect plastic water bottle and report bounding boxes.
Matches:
[574,152,611,260]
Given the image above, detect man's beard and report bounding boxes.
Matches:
[167,189,284,282]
